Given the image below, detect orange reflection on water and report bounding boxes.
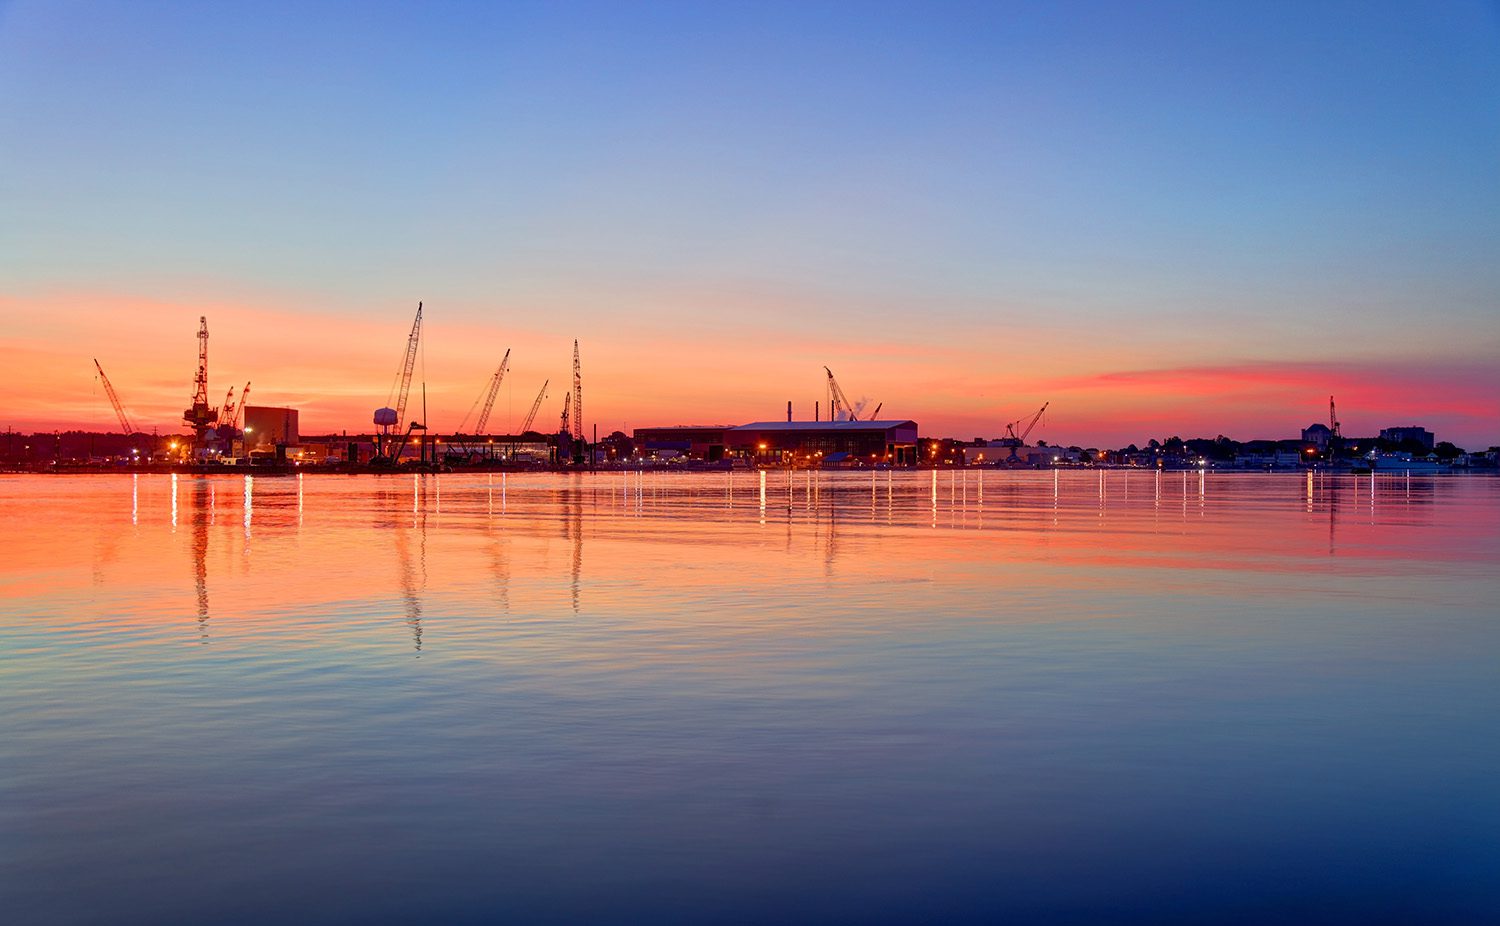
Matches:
[1,471,1495,656]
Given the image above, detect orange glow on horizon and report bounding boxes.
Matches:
[3,290,1496,449]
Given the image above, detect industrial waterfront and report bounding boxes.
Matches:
[27,307,1483,478]
[3,470,1497,924]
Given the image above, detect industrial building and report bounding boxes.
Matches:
[724,420,919,465]
[243,406,299,451]
[1379,426,1435,449]
[633,426,732,461]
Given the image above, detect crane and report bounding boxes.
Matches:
[230,382,250,431]
[182,316,218,455]
[572,340,583,440]
[1001,402,1049,461]
[1327,395,1344,462]
[824,366,859,421]
[93,359,135,435]
[1004,402,1049,444]
[560,392,571,435]
[460,348,510,436]
[390,302,423,434]
[520,380,549,434]
[216,386,237,429]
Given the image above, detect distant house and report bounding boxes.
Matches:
[1301,422,1333,449]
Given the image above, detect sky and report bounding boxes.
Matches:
[2,0,1497,447]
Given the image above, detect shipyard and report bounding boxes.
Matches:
[4,305,1494,475]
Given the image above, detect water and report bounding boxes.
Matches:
[3,470,1497,924]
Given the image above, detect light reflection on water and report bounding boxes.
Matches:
[2,471,1498,925]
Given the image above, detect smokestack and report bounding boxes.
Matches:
[787,400,792,423]
[815,401,820,423]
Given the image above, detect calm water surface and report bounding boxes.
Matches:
[3,470,1498,924]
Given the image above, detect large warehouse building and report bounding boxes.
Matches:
[725,420,920,465]
[243,405,300,451]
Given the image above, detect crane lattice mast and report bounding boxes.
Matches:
[469,349,511,435]
[93,359,135,435]
[824,366,857,421]
[520,380,549,433]
[390,302,423,433]
[572,340,583,440]
[182,316,218,454]
[560,392,571,434]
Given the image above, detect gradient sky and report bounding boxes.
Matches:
[3,0,1497,447]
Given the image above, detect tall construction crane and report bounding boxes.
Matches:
[520,380,549,434]
[182,316,218,456]
[1327,395,1343,462]
[229,382,250,432]
[1002,402,1049,461]
[463,348,511,436]
[572,340,583,440]
[93,359,135,435]
[373,302,424,463]
[390,302,423,434]
[824,366,866,422]
[216,386,237,429]
[1004,402,1049,444]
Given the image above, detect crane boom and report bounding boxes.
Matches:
[520,379,549,433]
[93,359,135,435]
[231,382,250,430]
[560,392,571,434]
[1017,401,1049,443]
[824,366,858,422]
[391,302,423,432]
[217,386,237,428]
[459,346,513,438]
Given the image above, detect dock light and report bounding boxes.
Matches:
[758,442,767,451]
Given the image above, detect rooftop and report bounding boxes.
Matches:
[731,420,917,432]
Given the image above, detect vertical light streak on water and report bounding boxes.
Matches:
[1307,470,1314,512]
[502,472,508,513]
[759,469,767,519]
[931,469,938,529]
[412,474,419,519]
[488,473,493,516]
[131,473,138,525]
[243,475,253,540]
[209,484,215,524]
[298,472,304,526]
[171,473,178,529]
